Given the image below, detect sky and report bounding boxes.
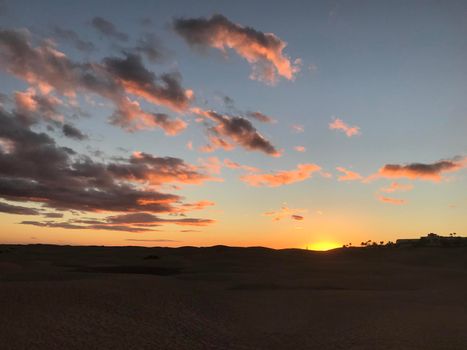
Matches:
[0,0,466,249]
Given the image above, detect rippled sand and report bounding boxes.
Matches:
[1,244,467,349]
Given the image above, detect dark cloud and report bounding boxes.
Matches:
[0,0,7,16]
[53,27,95,53]
[20,220,154,232]
[107,151,217,185]
[107,212,214,226]
[62,123,87,140]
[91,17,129,42]
[173,14,299,84]
[377,157,466,181]
[134,33,167,63]
[140,18,153,27]
[223,95,235,108]
[192,108,280,156]
[104,52,155,85]
[291,215,304,221]
[43,212,64,218]
[0,201,40,215]
[14,89,62,126]
[247,111,275,123]
[0,92,8,105]
[21,220,83,230]
[126,238,180,242]
[20,210,214,232]
[103,53,192,112]
[220,95,275,123]
[0,109,213,215]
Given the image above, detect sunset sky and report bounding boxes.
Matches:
[0,0,466,249]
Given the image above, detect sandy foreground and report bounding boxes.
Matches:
[1,244,467,350]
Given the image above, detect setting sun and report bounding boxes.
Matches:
[307,242,342,251]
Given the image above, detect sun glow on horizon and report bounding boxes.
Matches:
[307,241,342,251]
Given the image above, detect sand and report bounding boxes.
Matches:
[1,244,467,349]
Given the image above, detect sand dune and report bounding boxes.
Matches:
[1,244,467,349]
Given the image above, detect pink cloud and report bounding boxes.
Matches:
[329,117,360,137]
[291,124,304,133]
[0,29,191,134]
[294,146,306,152]
[14,89,37,112]
[336,167,362,181]
[173,14,300,84]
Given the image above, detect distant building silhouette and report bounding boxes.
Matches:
[396,233,467,247]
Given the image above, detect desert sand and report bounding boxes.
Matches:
[1,244,467,349]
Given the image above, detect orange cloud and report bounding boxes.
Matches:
[377,195,406,205]
[336,167,362,181]
[177,200,215,212]
[14,88,37,112]
[173,14,300,84]
[241,163,321,187]
[380,182,414,193]
[329,117,360,137]
[223,159,259,173]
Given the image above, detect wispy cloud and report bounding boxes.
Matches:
[264,204,306,221]
[291,124,304,133]
[294,146,306,152]
[247,111,276,123]
[329,117,360,137]
[53,26,95,52]
[91,17,129,42]
[380,182,413,193]
[336,167,362,181]
[125,239,180,242]
[223,159,259,172]
[377,195,406,205]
